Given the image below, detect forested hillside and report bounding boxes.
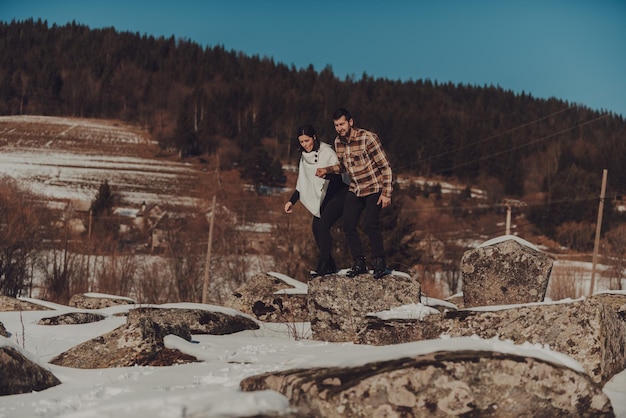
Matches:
[1,18,626,240]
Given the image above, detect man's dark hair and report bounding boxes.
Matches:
[332,108,352,121]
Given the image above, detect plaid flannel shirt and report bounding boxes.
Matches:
[328,127,393,198]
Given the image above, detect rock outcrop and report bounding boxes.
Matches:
[46,305,259,368]
[241,349,613,417]
[38,312,106,325]
[307,271,420,342]
[461,236,554,307]
[0,296,52,311]
[225,272,309,322]
[127,307,259,334]
[68,293,136,309]
[591,292,626,322]
[49,309,197,368]
[361,296,626,385]
[0,345,61,395]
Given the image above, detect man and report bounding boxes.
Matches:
[315,108,393,279]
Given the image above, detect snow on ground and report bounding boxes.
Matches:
[0,116,204,208]
[0,115,151,145]
[0,149,201,205]
[1,292,625,418]
[395,176,487,198]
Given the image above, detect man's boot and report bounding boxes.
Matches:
[372,256,388,279]
[346,257,367,277]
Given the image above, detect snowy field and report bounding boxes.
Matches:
[0,115,204,208]
[1,282,625,418]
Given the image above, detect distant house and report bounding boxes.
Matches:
[113,207,140,218]
[67,218,87,235]
[62,198,90,220]
[130,204,170,252]
[615,195,625,213]
[134,203,166,231]
[150,226,170,252]
[57,199,91,235]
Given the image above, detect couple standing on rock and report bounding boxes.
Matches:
[284,108,393,280]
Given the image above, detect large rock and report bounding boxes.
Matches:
[127,307,259,334]
[461,236,554,307]
[362,298,626,385]
[591,292,626,322]
[308,271,420,343]
[0,296,52,312]
[38,312,106,325]
[356,297,450,345]
[358,316,439,346]
[241,349,613,417]
[0,345,61,395]
[49,310,196,368]
[433,298,626,385]
[69,293,136,309]
[225,272,309,322]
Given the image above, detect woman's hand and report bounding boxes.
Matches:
[284,201,293,213]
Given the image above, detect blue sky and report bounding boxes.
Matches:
[2,0,625,117]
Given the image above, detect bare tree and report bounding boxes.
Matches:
[0,179,42,297]
[134,257,176,304]
[604,225,626,290]
[271,216,316,281]
[94,250,137,297]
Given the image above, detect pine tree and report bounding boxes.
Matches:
[239,146,286,193]
[91,180,115,217]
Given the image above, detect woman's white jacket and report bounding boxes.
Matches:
[296,142,339,218]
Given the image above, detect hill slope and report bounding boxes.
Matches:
[0,115,204,209]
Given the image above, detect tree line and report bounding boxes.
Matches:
[1,18,626,239]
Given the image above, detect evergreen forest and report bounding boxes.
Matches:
[2,18,626,242]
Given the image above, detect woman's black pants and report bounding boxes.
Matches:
[312,188,347,263]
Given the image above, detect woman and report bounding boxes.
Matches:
[284,124,348,278]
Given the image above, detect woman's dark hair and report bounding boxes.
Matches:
[296,124,320,152]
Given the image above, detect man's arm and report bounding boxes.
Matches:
[315,163,341,178]
[316,137,345,177]
[367,133,393,199]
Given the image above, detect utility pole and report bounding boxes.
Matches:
[589,169,608,296]
[505,204,512,235]
[216,155,222,189]
[499,198,520,236]
[202,196,217,304]
[88,209,92,241]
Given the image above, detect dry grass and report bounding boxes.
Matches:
[417,265,448,300]
[547,264,586,301]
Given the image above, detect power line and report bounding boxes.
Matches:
[380,193,605,215]
[394,109,611,173]
[449,113,612,172]
[405,104,578,169]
